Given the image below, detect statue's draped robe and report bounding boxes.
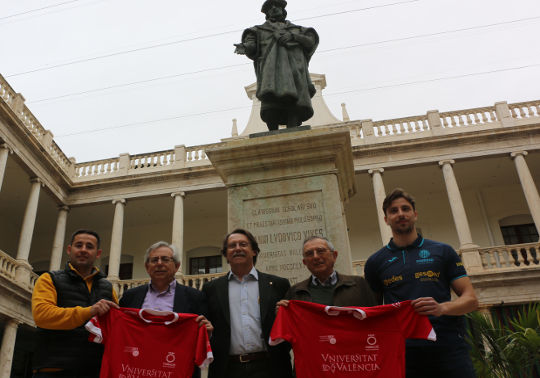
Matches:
[242,20,319,126]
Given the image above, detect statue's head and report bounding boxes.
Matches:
[262,0,287,21]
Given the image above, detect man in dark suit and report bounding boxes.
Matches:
[202,229,293,378]
[119,241,212,378]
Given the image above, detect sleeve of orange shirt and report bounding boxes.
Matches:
[32,273,119,330]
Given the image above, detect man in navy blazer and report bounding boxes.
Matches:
[119,241,212,378]
[202,229,293,378]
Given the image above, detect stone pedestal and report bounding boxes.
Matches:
[207,128,356,285]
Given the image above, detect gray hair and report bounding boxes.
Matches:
[302,236,336,251]
[144,241,180,264]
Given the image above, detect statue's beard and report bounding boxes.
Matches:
[268,14,285,22]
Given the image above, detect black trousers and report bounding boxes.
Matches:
[224,357,273,378]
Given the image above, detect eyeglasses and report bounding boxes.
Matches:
[303,248,331,258]
[227,242,250,250]
[148,256,174,264]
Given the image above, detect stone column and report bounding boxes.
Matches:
[171,192,185,274]
[16,178,42,261]
[15,178,42,285]
[368,168,392,244]
[438,160,475,249]
[108,199,126,280]
[0,319,19,377]
[0,143,12,192]
[511,151,540,238]
[439,160,483,271]
[49,205,70,271]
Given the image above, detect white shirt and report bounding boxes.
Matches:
[228,267,266,355]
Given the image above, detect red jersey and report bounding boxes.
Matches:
[270,300,435,377]
[86,307,213,378]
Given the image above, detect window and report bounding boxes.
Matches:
[104,263,133,280]
[500,223,538,245]
[189,255,223,275]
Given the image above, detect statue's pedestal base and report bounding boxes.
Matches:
[249,125,311,138]
[207,128,356,284]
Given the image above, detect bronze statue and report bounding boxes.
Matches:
[235,0,319,130]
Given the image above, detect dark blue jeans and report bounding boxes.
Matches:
[406,343,476,378]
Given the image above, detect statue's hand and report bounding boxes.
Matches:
[234,43,246,55]
[277,31,293,45]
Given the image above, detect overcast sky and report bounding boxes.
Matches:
[2,0,539,162]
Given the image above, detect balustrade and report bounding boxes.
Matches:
[0,249,38,290]
[185,147,207,163]
[509,100,540,119]
[347,124,364,139]
[19,107,46,140]
[0,75,16,106]
[439,107,497,128]
[111,278,148,298]
[352,259,366,276]
[0,250,18,281]
[478,242,540,270]
[48,140,71,169]
[179,272,226,290]
[2,76,540,183]
[75,158,120,177]
[372,116,429,137]
[185,142,223,165]
[130,150,174,169]
[111,272,226,296]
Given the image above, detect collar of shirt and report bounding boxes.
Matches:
[142,279,176,312]
[148,279,176,295]
[69,262,98,277]
[387,234,424,251]
[311,270,338,286]
[228,266,259,282]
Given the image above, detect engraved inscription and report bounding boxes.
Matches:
[244,192,326,284]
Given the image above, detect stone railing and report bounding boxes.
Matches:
[348,100,540,144]
[112,272,226,297]
[2,71,540,183]
[111,278,149,298]
[439,106,497,128]
[180,272,226,290]
[1,74,72,173]
[130,149,175,170]
[0,249,19,282]
[0,75,18,109]
[48,139,72,171]
[372,115,430,137]
[75,157,120,178]
[0,249,39,290]
[509,100,540,119]
[478,242,540,271]
[71,142,224,181]
[352,259,366,276]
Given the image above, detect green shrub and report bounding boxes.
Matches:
[466,303,540,378]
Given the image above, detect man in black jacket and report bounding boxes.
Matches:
[202,229,293,378]
[119,241,212,378]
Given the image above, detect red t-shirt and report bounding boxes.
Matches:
[270,300,435,377]
[86,307,213,378]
